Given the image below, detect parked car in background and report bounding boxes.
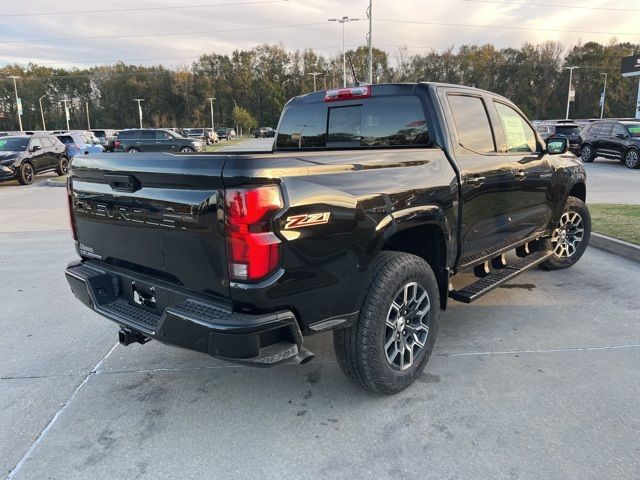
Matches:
[215,127,235,140]
[183,128,210,144]
[254,126,276,138]
[90,129,118,152]
[580,119,640,168]
[114,128,205,153]
[57,131,105,157]
[535,121,582,155]
[0,134,68,185]
[204,128,219,144]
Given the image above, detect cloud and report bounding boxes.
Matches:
[0,0,636,68]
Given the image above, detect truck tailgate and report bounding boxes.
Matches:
[69,153,229,298]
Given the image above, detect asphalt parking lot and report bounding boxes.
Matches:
[1,143,639,479]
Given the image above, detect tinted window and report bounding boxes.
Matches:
[140,130,156,140]
[277,96,429,149]
[555,126,581,135]
[191,129,204,134]
[57,135,74,144]
[92,130,106,137]
[599,123,614,136]
[535,125,550,134]
[276,104,327,148]
[29,138,42,150]
[448,95,495,154]
[40,137,53,147]
[156,130,173,140]
[588,122,602,136]
[117,130,139,139]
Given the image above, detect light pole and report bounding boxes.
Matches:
[8,76,23,131]
[206,97,216,130]
[599,73,608,119]
[38,95,47,131]
[328,16,359,87]
[565,66,579,120]
[133,99,144,128]
[85,101,91,130]
[366,0,373,84]
[232,99,238,137]
[62,98,70,131]
[308,72,322,91]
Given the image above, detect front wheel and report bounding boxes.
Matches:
[18,163,35,185]
[541,196,591,270]
[333,252,439,394]
[179,146,194,153]
[624,148,640,169]
[126,147,140,154]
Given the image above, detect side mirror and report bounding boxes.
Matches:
[30,145,41,153]
[615,133,627,139]
[546,137,568,155]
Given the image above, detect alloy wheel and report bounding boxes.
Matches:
[60,158,69,174]
[581,146,591,162]
[22,164,34,184]
[384,282,431,371]
[625,149,639,168]
[551,211,584,258]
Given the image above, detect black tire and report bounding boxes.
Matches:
[541,196,591,270]
[126,147,140,153]
[333,252,440,394]
[179,146,194,153]
[17,162,35,185]
[580,144,595,163]
[624,148,640,169]
[56,157,69,176]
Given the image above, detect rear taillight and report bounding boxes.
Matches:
[67,177,78,241]
[324,85,371,102]
[114,140,121,149]
[225,185,283,282]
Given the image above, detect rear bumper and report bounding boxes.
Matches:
[65,261,307,366]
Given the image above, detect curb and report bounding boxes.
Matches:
[590,233,640,263]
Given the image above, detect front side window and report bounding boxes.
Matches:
[0,137,29,151]
[448,95,496,154]
[494,102,537,153]
[29,138,42,150]
[613,124,627,137]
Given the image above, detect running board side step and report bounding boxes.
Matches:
[449,250,552,304]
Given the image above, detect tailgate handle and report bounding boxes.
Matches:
[103,173,140,192]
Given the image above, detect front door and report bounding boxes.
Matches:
[27,137,48,172]
[491,100,555,239]
[442,91,520,266]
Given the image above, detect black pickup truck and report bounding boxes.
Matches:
[65,83,590,393]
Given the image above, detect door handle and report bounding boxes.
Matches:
[514,170,526,180]
[464,175,485,186]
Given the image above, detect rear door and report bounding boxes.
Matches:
[595,122,615,157]
[138,130,157,151]
[70,154,230,297]
[491,99,555,239]
[28,137,48,172]
[442,91,521,265]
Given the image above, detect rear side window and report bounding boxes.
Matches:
[599,123,614,136]
[117,130,139,139]
[276,96,429,149]
[140,130,156,140]
[448,95,495,154]
[587,123,602,136]
[57,135,74,144]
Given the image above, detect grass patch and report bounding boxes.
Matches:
[589,204,640,245]
[204,138,246,152]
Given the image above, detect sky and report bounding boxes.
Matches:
[0,0,638,69]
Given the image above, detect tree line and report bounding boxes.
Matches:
[1,40,638,132]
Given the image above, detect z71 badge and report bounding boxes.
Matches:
[284,212,331,230]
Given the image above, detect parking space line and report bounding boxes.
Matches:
[436,343,640,357]
[5,341,119,480]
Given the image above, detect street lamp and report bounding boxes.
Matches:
[133,99,144,128]
[62,98,70,131]
[7,76,22,131]
[38,95,47,131]
[308,72,323,91]
[565,66,579,119]
[599,73,608,119]
[328,16,359,87]
[366,0,373,84]
[206,97,216,130]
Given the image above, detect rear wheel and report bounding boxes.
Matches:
[580,145,595,163]
[18,163,34,185]
[126,147,140,153]
[56,157,69,176]
[624,148,639,169]
[333,252,439,394]
[541,196,591,270]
